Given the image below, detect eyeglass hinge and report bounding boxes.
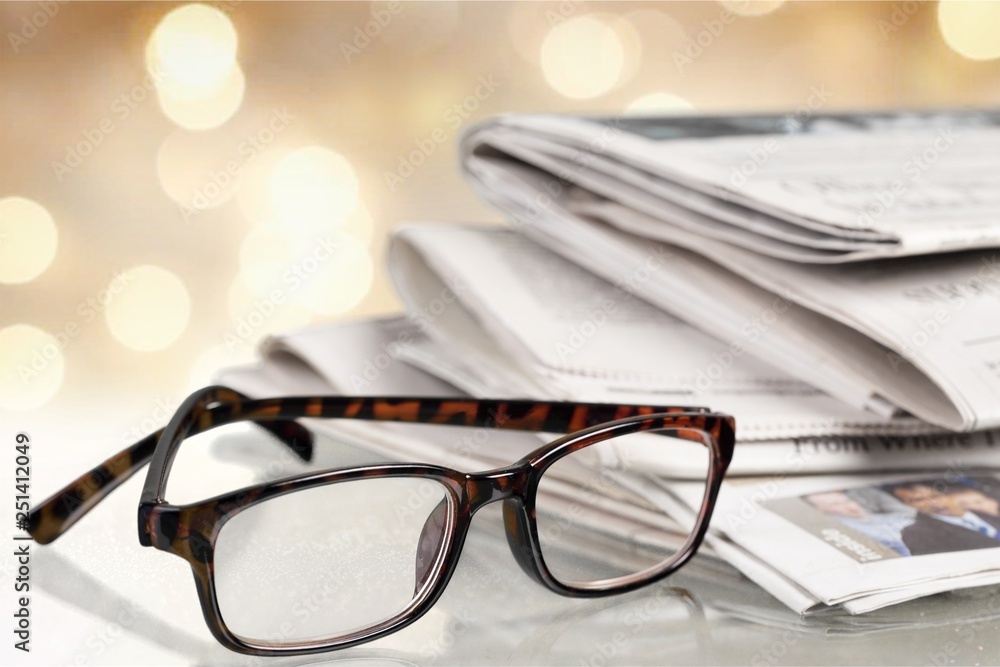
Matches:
[137,501,163,548]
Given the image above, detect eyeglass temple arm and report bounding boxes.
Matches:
[200,396,708,435]
[25,404,313,545]
[29,389,708,545]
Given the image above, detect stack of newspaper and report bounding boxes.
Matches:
[221,110,1000,615]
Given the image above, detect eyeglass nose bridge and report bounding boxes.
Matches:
[463,465,532,514]
[460,465,550,589]
[414,466,533,597]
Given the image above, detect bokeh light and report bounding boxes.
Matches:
[507,3,556,65]
[540,16,626,99]
[269,146,361,225]
[104,265,191,352]
[371,1,461,55]
[603,13,643,85]
[625,92,697,115]
[156,63,246,130]
[938,0,1000,61]
[621,9,689,63]
[147,3,239,91]
[238,224,298,297]
[227,278,313,342]
[0,324,64,411]
[295,233,374,316]
[188,343,257,391]
[720,1,786,17]
[4,0,997,417]
[0,197,58,284]
[342,205,375,247]
[236,144,293,225]
[156,128,240,212]
[238,225,373,316]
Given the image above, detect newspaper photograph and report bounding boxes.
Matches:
[666,472,1000,614]
[773,475,1000,560]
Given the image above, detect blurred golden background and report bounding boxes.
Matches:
[1,1,999,424]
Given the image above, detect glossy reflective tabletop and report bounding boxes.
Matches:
[9,419,1000,666]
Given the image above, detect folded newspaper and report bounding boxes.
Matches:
[218,221,1000,615]
[660,471,1000,614]
[460,110,1000,432]
[213,108,1000,617]
[387,223,1000,476]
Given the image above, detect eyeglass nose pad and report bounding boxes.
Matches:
[414,498,449,595]
[502,498,546,586]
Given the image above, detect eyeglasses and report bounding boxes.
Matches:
[27,385,735,657]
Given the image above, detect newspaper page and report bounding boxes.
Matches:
[396,320,1000,478]
[389,224,899,438]
[662,472,1000,614]
[460,118,1000,431]
[590,200,1000,432]
[386,224,1000,474]
[467,110,1000,262]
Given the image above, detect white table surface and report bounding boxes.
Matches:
[5,414,999,667]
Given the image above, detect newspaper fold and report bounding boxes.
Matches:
[387,223,1000,476]
[459,111,1000,431]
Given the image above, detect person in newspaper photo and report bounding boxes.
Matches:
[789,477,1000,559]
[883,478,1000,555]
[802,488,917,557]
[948,478,1000,530]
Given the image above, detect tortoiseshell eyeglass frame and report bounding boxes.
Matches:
[27,385,735,657]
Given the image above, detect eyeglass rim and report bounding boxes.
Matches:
[172,466,469,655]
[142,411,733,656]
[137,389,718,507]
[25,387,719,546]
